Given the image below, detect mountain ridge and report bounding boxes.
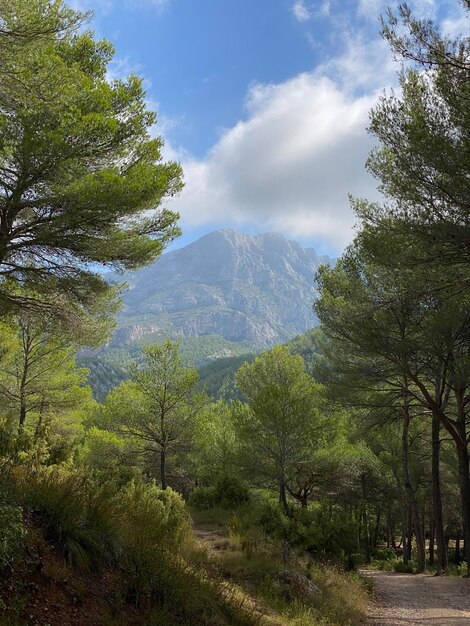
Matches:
[108,228,331,351]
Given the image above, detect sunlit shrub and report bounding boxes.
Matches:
[189,485,217,509]
[115,481,190,599]
[0,505,25,569]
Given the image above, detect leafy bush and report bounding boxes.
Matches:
[0,505,25,569]
[214,476,250,507]
[257,500,358,561]
[373,547,396,561]
[189,476,250,510]
[394,560,413,573]
[115,481,191,599]
[189,485,217,509]
[16,468,119,571]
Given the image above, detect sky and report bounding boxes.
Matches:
[72,0,467,256]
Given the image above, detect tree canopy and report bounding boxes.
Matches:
[0,1,183,318]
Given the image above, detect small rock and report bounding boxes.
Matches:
[275,570,322,600]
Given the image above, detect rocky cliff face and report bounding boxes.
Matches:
[110,229,331,349]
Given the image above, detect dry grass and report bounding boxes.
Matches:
[191,508,370,626]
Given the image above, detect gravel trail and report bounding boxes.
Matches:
[363,570,470,625]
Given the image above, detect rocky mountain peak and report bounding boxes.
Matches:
[110,229,332,351]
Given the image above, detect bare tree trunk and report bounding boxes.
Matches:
[387,500,392,548]
[407,507,413,562]
[361,474,371,563]
[457,445,470,575]
[432,413,448,572]
[373,509,381,549]
[402,410,426,572]
[429,515,435,567]
[401,503,409,565]
[18,330,30,430]
[279,480,290,515]
[160,447,167,490]
[455,388,470,576]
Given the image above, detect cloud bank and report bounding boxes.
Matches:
[163,0,467,253]
[169,73,380,250]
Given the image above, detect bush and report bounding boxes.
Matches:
[256,500,358,561]
[394,560,413,573]
[189,486,217,510]
[115,481,191,599]
[213,476,250,508]
[0,505,25,570]
[373,547,396,561]
[189,476,250,510]
[16,467,120,571]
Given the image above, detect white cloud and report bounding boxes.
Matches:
[317,33,395,92]
[158,15,400,253]
[167,70,383,250]
[357,0,437,21]
[442,7,468,37]
[292,1,312,22]
[155,0,466,254]
[292,0,331,22]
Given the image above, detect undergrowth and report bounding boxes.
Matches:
[0,468,259,626]
[191,504,370,626]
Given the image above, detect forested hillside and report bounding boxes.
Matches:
[0,2,469,626]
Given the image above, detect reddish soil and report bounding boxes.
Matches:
[0,531,143,626]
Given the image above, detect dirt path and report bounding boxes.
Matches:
[192,524,229,554]
[363,570,470,625]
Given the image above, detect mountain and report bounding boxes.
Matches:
[108,229,331,355]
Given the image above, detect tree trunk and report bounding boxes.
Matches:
[407,507,413,562]
[373,510,381,549]
[429,516,435,567]
[363,507,371,564]
[455,388,470,575]
[401,503,409,565]
[402,411,426,572]
[18,326,32,432]
[457,444,470,575]
[431,413,447,572]
[160,447,167,490]
[455,532,461,564]
[279,481,290,515]
[360,474,371,563]
[19,402,26,430]
[386,500,392,548]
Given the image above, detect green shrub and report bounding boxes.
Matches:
[115,481,191,599]
[213,476,250,508]
[373,547,396,561]
[189,485,217,510]
[189,476,250,510]
[17,468,119,571]
[256,500,358,561]
[394,560,413,573]
[0,505,25,569]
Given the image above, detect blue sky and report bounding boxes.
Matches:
[74,0,467,256]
